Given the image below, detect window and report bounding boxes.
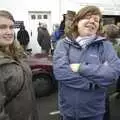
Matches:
[38,15,42,19]
[43,15,48,19]
[31,15,36,20]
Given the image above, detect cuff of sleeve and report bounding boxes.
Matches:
[77,64,81,72]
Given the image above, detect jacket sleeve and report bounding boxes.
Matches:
[79,42,120,87]
[53,40,94,90]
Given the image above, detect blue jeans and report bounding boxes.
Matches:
[61,114,104,120]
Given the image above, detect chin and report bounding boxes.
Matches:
[8,40,14,44]
[4,41,13,46]
[86,33,95,36]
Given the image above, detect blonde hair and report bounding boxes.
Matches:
[0,10,25,59]
[0,10,15,22]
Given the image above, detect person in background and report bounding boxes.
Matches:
[102,24,120,120]
[103,24,120,100]
[51,11,76,54]
[53,5,120,120]
[37,22,41,32]
[0,10,38,120]
[37,23,51,54]
[103,24,119,44]
[17,23,30,50]
[51,14,66,53]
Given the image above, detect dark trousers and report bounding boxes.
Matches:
[116,77,120,92]
[115,77,120,99]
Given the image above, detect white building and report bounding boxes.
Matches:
[1,0,120,53]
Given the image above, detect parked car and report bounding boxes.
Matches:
[26,53,57,97]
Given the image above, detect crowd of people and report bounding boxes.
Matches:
[1,5,120,120]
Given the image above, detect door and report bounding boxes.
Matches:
[28,11,51,54]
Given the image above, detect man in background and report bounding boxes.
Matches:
[37,23,51,54]
[17,24,30,50]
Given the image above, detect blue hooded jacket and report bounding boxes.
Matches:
[53,36,120,118]
[51,28,64,42]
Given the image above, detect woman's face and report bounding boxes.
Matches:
[0,16,14,46]
[77,14,100,37]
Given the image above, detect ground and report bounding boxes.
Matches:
[36,91,120,120]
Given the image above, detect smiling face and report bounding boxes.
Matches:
[0,16,14,46]
[78,14,100,37]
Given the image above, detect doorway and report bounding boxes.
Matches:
[28,11,51,54]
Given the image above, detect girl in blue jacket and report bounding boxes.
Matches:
[53,5,120,120]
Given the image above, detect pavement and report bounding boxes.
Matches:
[110,92,120,120]
[36,91,59,120]
[36,90,120,120]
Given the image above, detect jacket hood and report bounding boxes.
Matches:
[63,35,106,48]
[0,51,16,65]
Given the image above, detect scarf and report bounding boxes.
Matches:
[75,35,96,48]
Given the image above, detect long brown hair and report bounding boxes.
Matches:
[0,10,25,60]
[66,6,102,39]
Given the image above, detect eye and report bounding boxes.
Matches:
[0,24,14,29]
[9,25,14,29]
[94,18,99,23]
[0,25,7,29]
[84,15,91,19]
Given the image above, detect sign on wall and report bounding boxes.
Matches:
[14,21,24,28]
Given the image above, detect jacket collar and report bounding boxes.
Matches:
[0,51,17,65]
[63,36,106,48]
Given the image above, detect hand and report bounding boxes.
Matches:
[70,63,80,72]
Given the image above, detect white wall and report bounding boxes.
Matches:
[1,0,120,32]
[62,0,120,15]
[0,0,61,32]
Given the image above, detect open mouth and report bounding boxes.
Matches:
[86,25,95,30]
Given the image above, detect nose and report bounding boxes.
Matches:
[6,27,13,34]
